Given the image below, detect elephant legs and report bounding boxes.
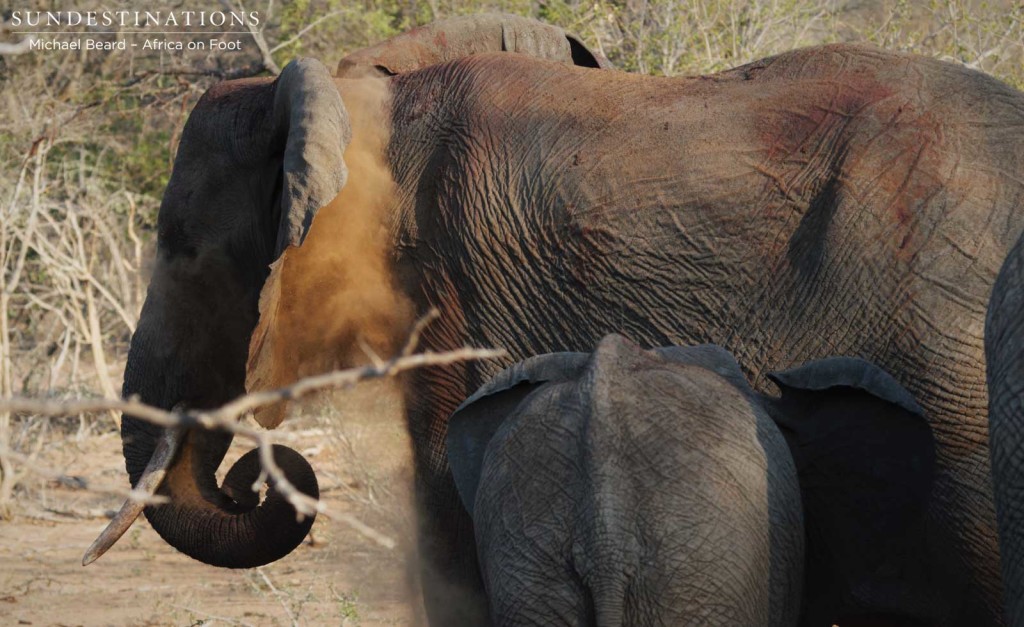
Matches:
[404,372,489,625]
[930,432,1005,624]
[413,467,489,625]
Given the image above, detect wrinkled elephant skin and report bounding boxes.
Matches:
[380,45,1023,624]
[448,336,938,625]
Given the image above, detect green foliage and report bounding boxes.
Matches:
[864,0,1024,89]
[101,104,173,198]
[277,0,315,55]
[272,0,410,67]
[332,588,361,622]
[123,131,172,197]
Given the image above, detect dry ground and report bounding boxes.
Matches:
[0,382,426,626]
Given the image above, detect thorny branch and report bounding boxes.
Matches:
[0,339,505,521]
[120,64,270,87]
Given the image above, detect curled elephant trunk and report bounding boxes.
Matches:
[86,417,318,568]
[83,324,320,568]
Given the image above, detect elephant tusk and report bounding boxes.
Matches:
[82,427,183,566]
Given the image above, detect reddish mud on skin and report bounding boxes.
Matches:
[372,44,1024,623]
[750,66,952,258]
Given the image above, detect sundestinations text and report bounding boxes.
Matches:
[10,11,260,28]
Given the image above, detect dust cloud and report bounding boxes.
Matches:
[244,75,427,621]
[246,75,414,429]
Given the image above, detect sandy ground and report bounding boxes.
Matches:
[0,382,426,626]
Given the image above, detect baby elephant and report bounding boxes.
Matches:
[448,334,937,626]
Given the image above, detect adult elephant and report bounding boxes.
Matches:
[986,233,1024,626]
[448,335,937,626]
[85,17,1024,625]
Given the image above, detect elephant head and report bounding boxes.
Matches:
[448,337,938,625]
[335,13,610,78]
[83,57,350,568]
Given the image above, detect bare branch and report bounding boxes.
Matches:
[256,567,298,627]
[121,64,269,87]
[0,20,35,56]
[0,344,506,517]
[220,0,281,75]
[0,441,168,506]
[401,307,441,357]
[335,512,397,550]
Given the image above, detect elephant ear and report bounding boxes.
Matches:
[271,57,351,256]
[447,352,588,514]
[768,356,925,418]
[498,16,606,68]
[246,58,351,428]
[766,357,937,623]
[564,33,606,68]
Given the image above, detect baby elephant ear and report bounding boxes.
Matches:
[768,356,925,419]
[766,357,938,624]
[447,353,587,515]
